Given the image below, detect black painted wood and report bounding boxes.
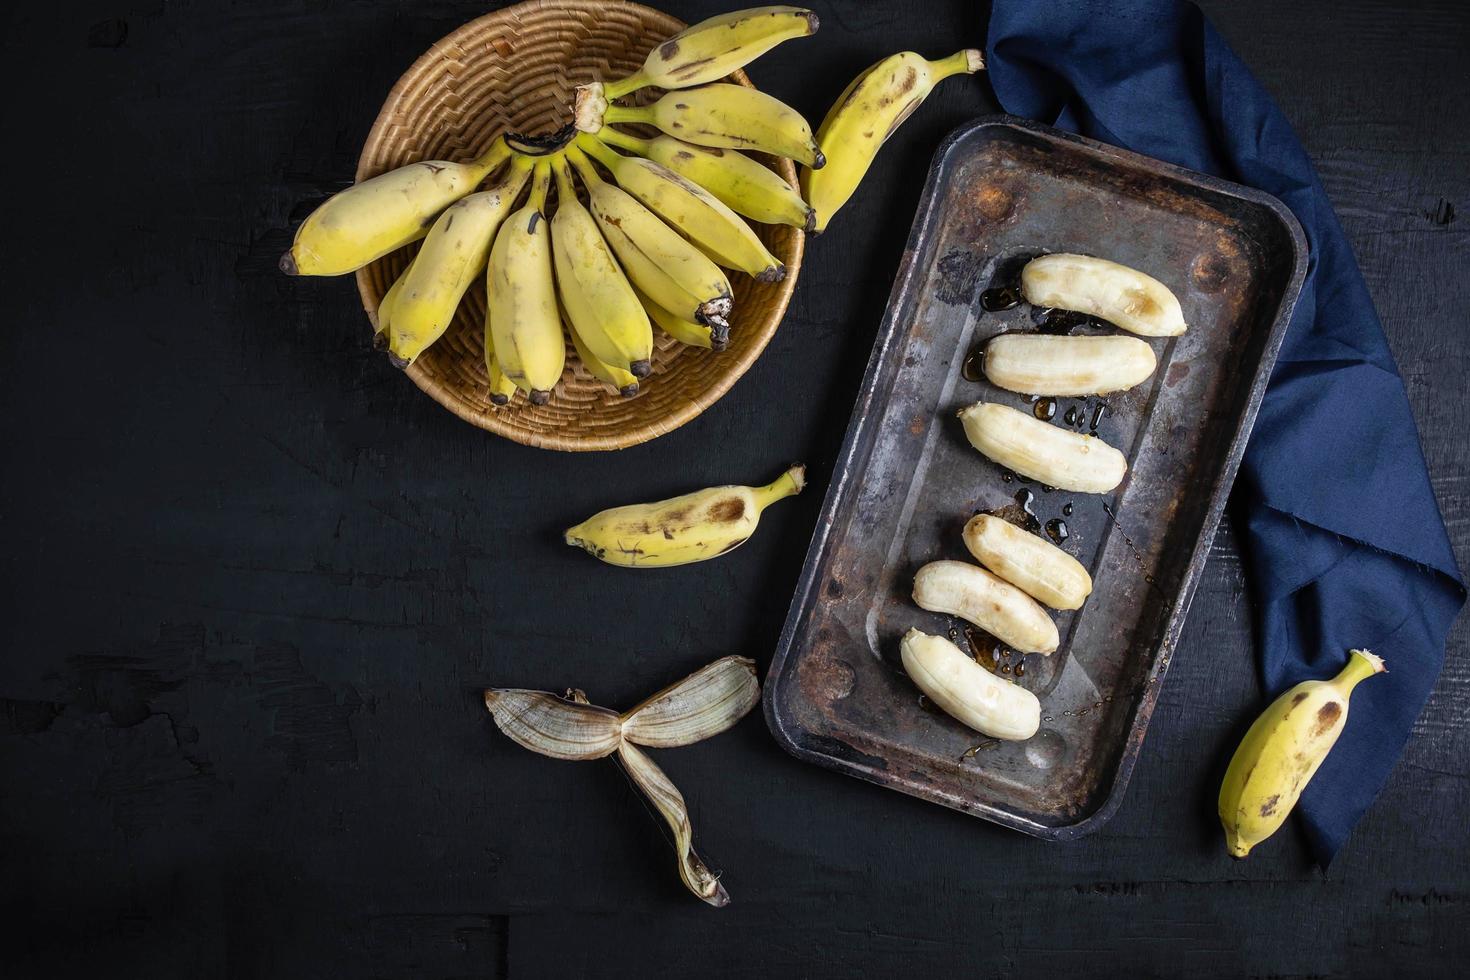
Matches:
[1,1,1465,976]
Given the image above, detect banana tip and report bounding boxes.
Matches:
[965,49,986,72]
[490,392,510,406]
[370,330,389,352]
[756,265,787,283]
[618,383,639,398]
[804,12,820,34]
[802,209,818,235]
[787,463,807,493]
[629,358,652,379]
[810,149,828,170]
[387,351,411,370]
[278,250,298,276]
[529,389,552,406]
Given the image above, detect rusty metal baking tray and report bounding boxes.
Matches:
[764,115,1307,839]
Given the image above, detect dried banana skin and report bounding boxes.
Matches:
[1021,253,1187,337]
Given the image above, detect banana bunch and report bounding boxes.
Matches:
[283,6,990,411]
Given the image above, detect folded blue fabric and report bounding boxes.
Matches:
[986,0,1464,864]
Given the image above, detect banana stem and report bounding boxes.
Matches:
[1335,649,1387,692]
[603,104,652,127]
[468,136,513,183]
[575,134,622,171]
[596,126,651,156]
[551,156,578,207]
[565,145,603,187]
[928,48,985,83]
[528,160,552,212]
[751,465,807,512]
[603,71,650,102]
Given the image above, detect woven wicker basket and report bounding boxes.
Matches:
[354,0,804,451]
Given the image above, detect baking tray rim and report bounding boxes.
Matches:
[762,113,1310,839]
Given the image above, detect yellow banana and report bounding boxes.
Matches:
[565,306,640,398]
[636,285,728,351]
[371,260,414,350]
[566,146,733,327]
[577,135,784,281]
[565,464,805,567]
[604,84,825,169]
[550,158,653,378]
[486,160,564,404]
[603,6,818,99]
[384,157,532,367]
[803,50,982,233]
[282,138,511,276]
[482,303,519,406]
[597,127,813,230]
[1219,650,1386,858]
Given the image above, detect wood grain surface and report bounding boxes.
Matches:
[0,1,1465,976]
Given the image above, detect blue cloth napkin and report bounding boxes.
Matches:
[986,0,1464,864]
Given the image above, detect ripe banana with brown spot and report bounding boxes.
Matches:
[803,50,982,233]
[1219,650,1386,858]
[901,629,1040,741]
[485,160,564,404]
[281,138,511,276]
[566,146,734,327]
[384,157,532,367]
[603,84,825,169]
[959,402,1127,494]
[550,157,653,377]
[912,560,1059,654]
[1021,254,1187,337]
[577,135,784,281]
[601,6,818,99]
[983,334,1158,397]
[565,464,805,567]
[596,126,814,231]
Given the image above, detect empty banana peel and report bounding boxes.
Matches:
[484,656,760,906]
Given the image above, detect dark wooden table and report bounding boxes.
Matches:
[3,1,1466,976]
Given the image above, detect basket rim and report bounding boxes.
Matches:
[352,0,805,452]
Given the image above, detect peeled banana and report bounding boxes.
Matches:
[597,127,814,230]
[384,157,532,367]
[604,84,825,169]
[901,629,1040,741]
[550,158,653,378]
[565,464,805,567]
[601,5,818,99]
[282,138,511,277]
[959,402,1127,494]
[1021,254,1187,337]
[803,50,983,233]
[1219,650,1386,858]
[963,514,1092,611]
[567,146,734,327]
[637,285,728,351]
[577,136,785,281]
[485,160,564,404]
[983,334,1158,397]
[912,560,1059,655]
